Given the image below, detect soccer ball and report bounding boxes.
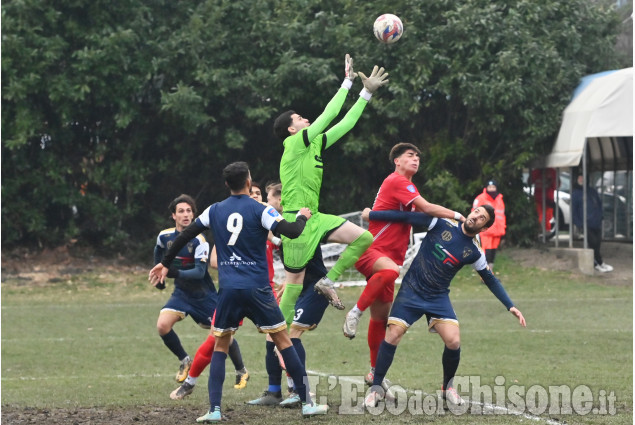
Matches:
[373,14,403,44]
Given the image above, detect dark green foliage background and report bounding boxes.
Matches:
[2,0,628,256]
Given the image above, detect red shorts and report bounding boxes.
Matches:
[355,248,398,303]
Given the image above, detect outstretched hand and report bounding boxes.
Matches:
[509,307,527,327]
[149,263,169,287]
[345,54,357,82]
[359,65,389,93]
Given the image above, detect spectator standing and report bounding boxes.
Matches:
[571,174,613,273]
[472,179,506,271]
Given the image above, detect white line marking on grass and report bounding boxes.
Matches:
[2,370,267,382]
[306,369,562,424]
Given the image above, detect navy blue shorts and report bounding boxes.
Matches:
[161,288,216,328]
[212,286,286,337]
[387,281,458,333]
[291,281,330,331]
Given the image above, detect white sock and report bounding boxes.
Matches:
[185,376,198,385]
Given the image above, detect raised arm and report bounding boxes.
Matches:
[323,65,389,150]
[366,208,435,228]
[412,197,465,222]
[303,55,358,142]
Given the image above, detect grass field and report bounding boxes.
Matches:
[1,251,632,424]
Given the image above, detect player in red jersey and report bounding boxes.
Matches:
[343,143,465,389]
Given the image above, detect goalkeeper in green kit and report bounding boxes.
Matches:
[272,54,389,321]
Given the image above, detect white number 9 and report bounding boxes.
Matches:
[226,213,243,245]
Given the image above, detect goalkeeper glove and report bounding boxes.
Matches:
[359,66,389,94]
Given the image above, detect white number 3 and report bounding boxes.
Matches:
[226,213,243,245]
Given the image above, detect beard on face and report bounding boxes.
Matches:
[464,220,482,234]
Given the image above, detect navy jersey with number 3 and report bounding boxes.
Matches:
[196,195,282,290]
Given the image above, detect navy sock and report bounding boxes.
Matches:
[291,338,306,368]
[160,329,188,360]
[228,338,244,371]
[265,341,282,389]
[279,346,310,404]
[209,351,227,411]
[373,340,397,387]
[442,346,461,389]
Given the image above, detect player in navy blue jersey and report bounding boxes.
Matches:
[149,162,328,423]
[362,205,526,409]
[152,194,217,383]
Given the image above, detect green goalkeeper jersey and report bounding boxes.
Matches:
[279,87,369,212]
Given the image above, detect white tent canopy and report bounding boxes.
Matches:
[545,68,633,168]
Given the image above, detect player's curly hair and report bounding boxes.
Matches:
[273,110,295,140]
[168,194,197,215]
[389,143,421,163]
[223,161,250,192]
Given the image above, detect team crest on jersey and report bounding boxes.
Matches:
[463,248,473,258]
[407,184,416,193]
[267,208,281,218]
[167,241,173,249]
[442,230,452,242]
[187,242,194,253]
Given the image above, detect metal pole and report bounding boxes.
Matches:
[541,168,547,242]
[569,167,573,248]
[555,168,560,247]
[583,142,588,250]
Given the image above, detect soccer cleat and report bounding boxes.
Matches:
[364,368,375,386]
[314,276,345,310]
[234,369,249,389]
[302,402,329,416]
[343,308,363,339]
[442,386,465,406]
[364,388,384,408]
[170,381,195,400]
[176,356,192,383]
[279,392,301,408]
[196,408,222,423]
[246,390,283,405]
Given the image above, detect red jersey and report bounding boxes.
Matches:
[366,172,421,264]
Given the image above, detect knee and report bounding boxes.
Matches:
[385,325,405,345]
[157,320,172,336]
[445,339,461,350]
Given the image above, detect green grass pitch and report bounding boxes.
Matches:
[2,252,632,424]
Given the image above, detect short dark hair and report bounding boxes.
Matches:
[273,110,295,140]
[250,181,262,191]
[389,143,421,163]
[481,204,496,228]
[169,194,197,215]
[223,161,250,192]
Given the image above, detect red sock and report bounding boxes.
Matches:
[357,269,399,311]
[368,318,387,368]
[189,334,215,378]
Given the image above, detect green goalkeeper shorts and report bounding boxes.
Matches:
[281,211,346,272]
